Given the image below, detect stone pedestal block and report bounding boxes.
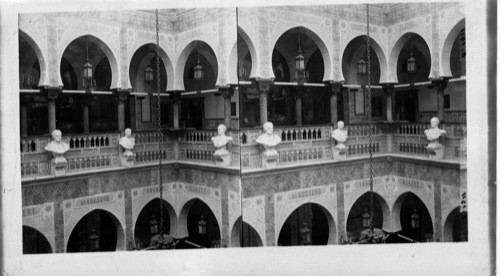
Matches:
[427,142,444,160]
[214,150,231,167]
[333,144,347,160]
[50,155,67,176]
[121,151,135,167]
[261,149,279,169]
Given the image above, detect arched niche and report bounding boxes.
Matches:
[392,192,434,242]
[175,40,218,91]
[66,209,125,253]
[393,33,431,83]
[19,30,46,89]
[342,35,385,85]
[23,226,52,254]
[60,35,115,91]
[133,198,177,249]
[179,198,221,248]
[442,19,466,78]
[129,43,172,92]
[230,217,263,247]
[237,27,256,80]
[277,202,336,246]
[346,192,390,242]
[271,27,329,82]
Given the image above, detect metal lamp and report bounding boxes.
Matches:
[89,228,100,251]
[411,208,420,229]
[150,214,159,235]
[362,209,371,228]
[198,215,207,235]
[300,222,311,245]
[144,64,154,85]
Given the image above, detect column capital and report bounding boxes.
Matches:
[381,83,395,93]
[169,90,182,102]
[43,86,62,101]
[431,78,450,91]
[218,85,235,99]
[113,89,131,102]
[253,78,273,94]
[327,81,343,94]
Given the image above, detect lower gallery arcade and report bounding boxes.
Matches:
[22,157,466,253]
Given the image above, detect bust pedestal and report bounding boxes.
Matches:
[214,149,231,167]
[50,154,67,176]
[426,140,444,160]
[121,149,135,167]
[333,143,347,160]
[261,146,279,169]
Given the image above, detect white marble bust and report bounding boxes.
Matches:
[212,124,233,155]
[424,117,446,143]
[256,122,282,148]
[119,128,135,157]
[331,121,348,148]
[44,129,70,155]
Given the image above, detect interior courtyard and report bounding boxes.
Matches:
[18,3,467,254]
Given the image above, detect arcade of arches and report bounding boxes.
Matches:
[20,3,467,254]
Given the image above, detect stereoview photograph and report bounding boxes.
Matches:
[18,2,467,254]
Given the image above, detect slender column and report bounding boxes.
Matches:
[83,95,91,134]
[20,96,28,137]
[432,79,449,123]
[219,86,235,129]
[169,91,182,129]
[295,87,302,126]
[328,82,342,127]
[45,87,61,133]
[383,84,395,122]
[115,89,130,134]
[256,79,272,125]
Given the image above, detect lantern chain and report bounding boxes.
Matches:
[155,9,165,238]
[366,3,375,233]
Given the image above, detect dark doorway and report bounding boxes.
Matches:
[134,198,172,250]
[23,226,52,254]
[395,89,418,122]
[181,98,204,129]
[67,209,119,253]
[185,199,220,248]
[278,203,329,246]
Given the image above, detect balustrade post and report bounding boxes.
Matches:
[256,79,272,125]
[114,89,130,134]
[219,86,235,129]
[431,78,449,123]
[44,87,62,133]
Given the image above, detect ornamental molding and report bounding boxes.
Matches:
[23,202,55,252]
[242,195,266,246]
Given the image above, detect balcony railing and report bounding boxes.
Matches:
[20,122,466,179]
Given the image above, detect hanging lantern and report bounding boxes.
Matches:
[300,222,311,245]
[295,51,305,79]
[150,214,159,235]
[411,209,420,229]
[89,228,99,251]
[144,65,154,85]
[198,215,207,235]
[194,61,204,81]
[83,59,93,80]
[358,57,367,75]
[362,209,371,228]
[407,52,417,74]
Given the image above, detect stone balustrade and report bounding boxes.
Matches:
[20,122,466,178]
